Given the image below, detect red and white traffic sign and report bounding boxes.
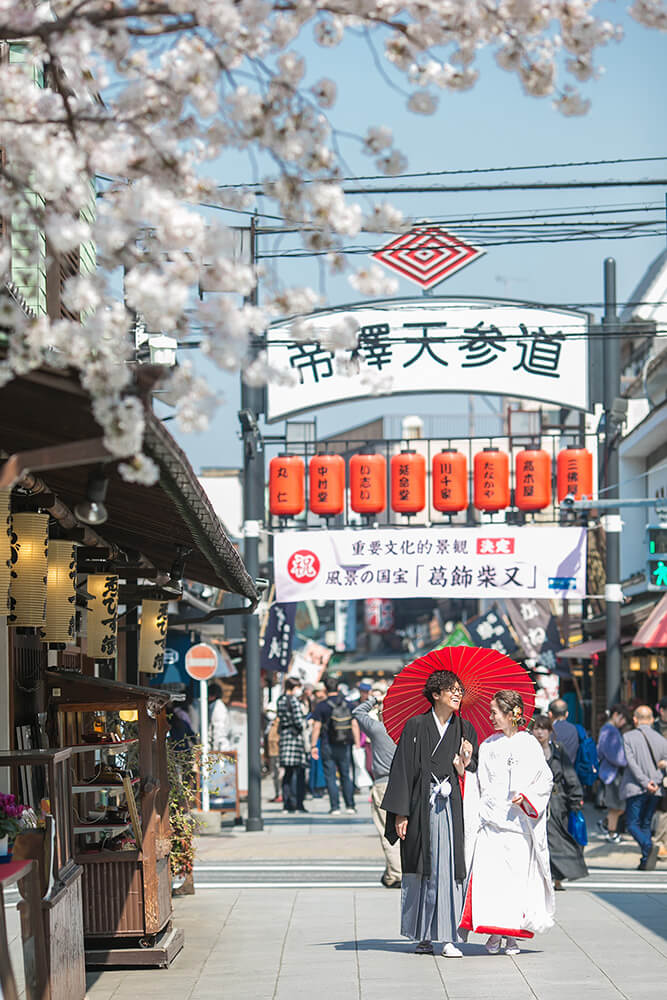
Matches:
[185,642,218,681]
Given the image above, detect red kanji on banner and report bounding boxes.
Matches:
[372,225,484,290]
[476,537,515,555]
[287,549,321,583]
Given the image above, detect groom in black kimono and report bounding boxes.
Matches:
[382,669,479,956]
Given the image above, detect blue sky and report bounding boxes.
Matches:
[170,10,667,471]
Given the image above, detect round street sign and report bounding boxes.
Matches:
[185,642,218,681]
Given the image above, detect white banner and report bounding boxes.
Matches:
[267,298,590,420]
[274,527,587,602]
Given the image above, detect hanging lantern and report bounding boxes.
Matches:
[269,455,305,517]
[0,490,11,616]
[350,453,386,515]
[8,512,49,627]
[138,599,169,673]
[557,446,593,502]
[309,454,345,517]
[432,451,468,513]
[86,574,118,659]
[40,540,77,643]
[390,451,426,514]
[473,448,510,512]
[515,449,552,512]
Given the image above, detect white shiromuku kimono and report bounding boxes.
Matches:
[460,731,555,939]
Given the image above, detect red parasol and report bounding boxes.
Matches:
[383,645,535,744]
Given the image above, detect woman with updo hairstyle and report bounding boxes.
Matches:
[459,689,555,956]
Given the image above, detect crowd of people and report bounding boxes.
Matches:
[265,674,383,816]
[263,672,667,960]
[596,695,667,869]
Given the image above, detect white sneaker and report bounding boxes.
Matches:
[345,807,357,815]
[504,937,520,956]
[442,943,463,958]
[329,809,341,815]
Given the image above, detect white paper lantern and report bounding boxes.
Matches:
[41,541,77,643]
[138,599,169,673]
[87,574,118,659]
[8,513,49,627]
[0,490,11,616]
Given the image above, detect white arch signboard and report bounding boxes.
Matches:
[265,297,590,422]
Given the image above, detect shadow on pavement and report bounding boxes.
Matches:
[324,938,542,956]
[593,891,667,940]
[263,814,368,825]
[324,938,412,952]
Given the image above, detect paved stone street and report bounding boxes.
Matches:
[5,788,666,999]
[78,789,667,1000]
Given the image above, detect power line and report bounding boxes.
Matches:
[341,179,667,196]
[217,155,667,188]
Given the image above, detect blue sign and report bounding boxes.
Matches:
[548,577,577,591]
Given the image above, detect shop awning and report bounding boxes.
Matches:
[0,369,257,600]
[557,639,607,659]
[632,593,667,648]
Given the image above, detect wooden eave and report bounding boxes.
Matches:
[0,368,257,599]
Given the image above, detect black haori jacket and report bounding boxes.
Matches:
[381,711,479,882]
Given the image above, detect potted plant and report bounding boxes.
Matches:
[0,792,26,862]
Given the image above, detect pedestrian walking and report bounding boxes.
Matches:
[307,683,327,798]
[277,677,308,813]
[460,690,554,956]
[620,705,667,870]
[548,699,580,764]
[352,682,402,889]
[209,681,234,751]
[653,696,667,858]
[382,669,478,958]
[596,704,632,844]
[531,715,588,889]
[310,675,358,815]
[266,713,282,803]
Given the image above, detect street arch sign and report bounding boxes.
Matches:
[185,642,218,681]
[266,296,590,421]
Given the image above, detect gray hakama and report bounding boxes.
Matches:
[400,785,464,944]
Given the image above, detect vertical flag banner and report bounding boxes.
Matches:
[260,602,297,673]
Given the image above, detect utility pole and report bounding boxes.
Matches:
[602,258,622,707]
[240,216,264,831]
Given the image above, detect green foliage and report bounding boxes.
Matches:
[166,741,198,878]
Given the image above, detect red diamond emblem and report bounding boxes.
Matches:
[372,225,484,290]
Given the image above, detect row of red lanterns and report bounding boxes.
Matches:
[269,446,593,518]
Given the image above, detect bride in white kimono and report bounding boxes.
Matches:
[459,689,555,956]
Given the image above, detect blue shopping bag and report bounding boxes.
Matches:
[568,809,588,846]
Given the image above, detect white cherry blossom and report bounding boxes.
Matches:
[0,0,661,480]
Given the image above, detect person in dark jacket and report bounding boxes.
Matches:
[548,699,580,763]
[381,669,478,958]
[532,714,588,889]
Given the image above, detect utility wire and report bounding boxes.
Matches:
[340,179,667,196]
[217,155,667,188]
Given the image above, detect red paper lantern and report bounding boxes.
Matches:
[473,448,510,512]
[390,451,426,514]
[309,454,345,517]
[350,453,386,515]
[269,454,305,517]
[515,449,552,511]
[432,450,468,513]
[557,446,593,502]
